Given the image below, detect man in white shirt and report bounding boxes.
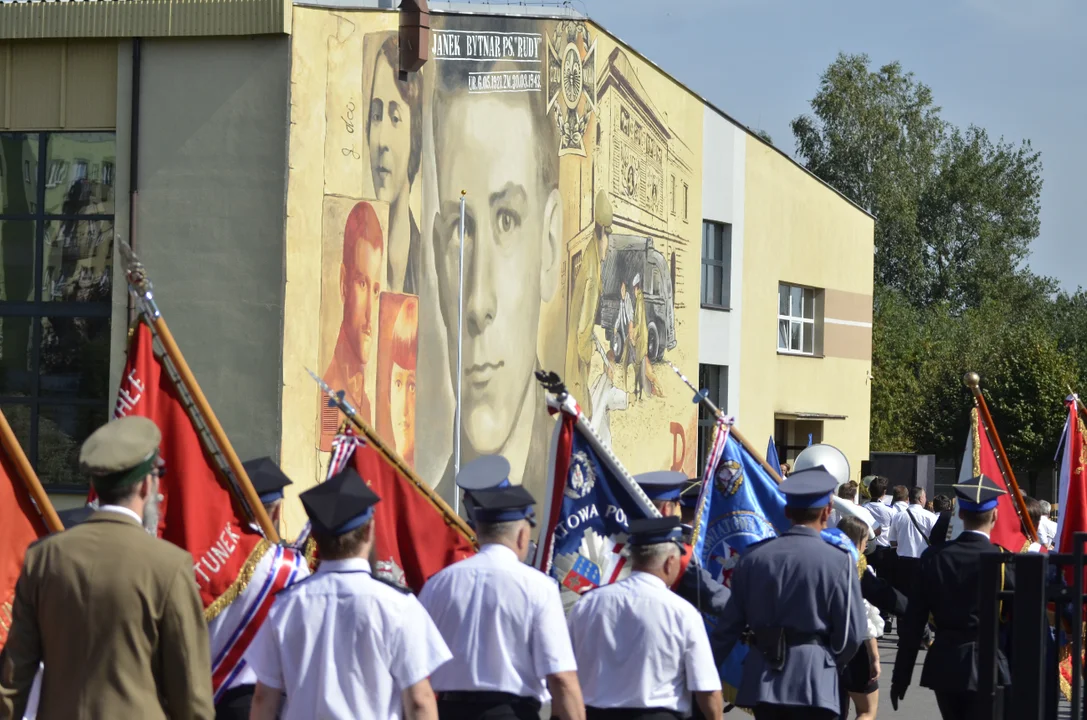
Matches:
[567,517,723,720]
[248,467,450,720]
[1038,500,1057,548]
[888,485,937,648]
[419,485,585,720]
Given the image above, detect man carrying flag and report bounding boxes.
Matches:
[325,426,475,594]
[209,458,310,720]
[713,466,866,719]
[635,471,730,619]
[0,417,214,720]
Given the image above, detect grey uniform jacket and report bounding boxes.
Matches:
[712,525,866,713]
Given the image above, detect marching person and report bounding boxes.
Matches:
[1037,500,1057,548]
[0,416,214,720]
[454,455,537,565]
[247,467,450,720]
[419,485,585,720]
[889,486,936,647]
[891,475,1015,719]
[567,517,724,719]
[635,471,730,618]
[209,457,310,720]
[713,466,866,720]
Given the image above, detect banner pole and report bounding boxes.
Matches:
[0,407,62,533]
[309,370,476,544]
[121,244,279,544]
[666,361,783,484]
[964,372,1037,543]
[454,190,465,515]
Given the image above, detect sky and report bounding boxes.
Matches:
[574,0,1087,291]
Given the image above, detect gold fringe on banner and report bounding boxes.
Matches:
[971,407,982,477]
[204,539,271,621]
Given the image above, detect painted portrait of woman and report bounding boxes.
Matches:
[376,293,418,467]
[368,34,423,295]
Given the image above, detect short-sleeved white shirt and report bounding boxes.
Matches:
[863,500,896,548]
[890,504,938,559]
[248,557,451,720]
[419,543,577,701]
[567,571,720,714]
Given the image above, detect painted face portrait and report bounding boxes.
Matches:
[433,93,558,454]
[391,360,415,461]
[368,52,412,206]
[387,296,418,464]
[340,203,384,364]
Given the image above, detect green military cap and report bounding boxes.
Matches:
[80,416,162,491]
[594,191,613,232]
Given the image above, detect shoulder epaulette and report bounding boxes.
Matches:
[373,576,413,595]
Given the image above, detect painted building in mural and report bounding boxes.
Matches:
[282,8,705,514]
[0,0,872,537]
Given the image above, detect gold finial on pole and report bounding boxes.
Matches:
[964,372,980,389]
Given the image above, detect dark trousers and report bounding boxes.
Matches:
[214,684,255,720]
[935,690,976,719]
[438,692,541,720]
[586,708,682,720]
[752,704,838,720]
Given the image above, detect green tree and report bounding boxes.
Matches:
[793,53,1059,472]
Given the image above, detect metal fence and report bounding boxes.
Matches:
[977,533,1087,719]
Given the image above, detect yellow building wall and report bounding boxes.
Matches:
[280,8,706,530]
[740,137,874,478]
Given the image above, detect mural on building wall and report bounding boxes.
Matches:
[293,9,703,504]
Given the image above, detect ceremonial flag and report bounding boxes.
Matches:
[535,394,658,604]
[114,322,265,610]
[958,406,1028,552]
[767,435,780,469]
[1054,397,1087,699]
[0,408,59,651]
[690,417,789,699]
[327,427,475,593]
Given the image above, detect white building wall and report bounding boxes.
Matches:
[700,106,746,417]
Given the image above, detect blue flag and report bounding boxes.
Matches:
[767,435,780,469]
[691,422,789,695]
[537,411,657,598]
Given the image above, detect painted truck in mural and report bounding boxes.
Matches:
[598,234,676,363]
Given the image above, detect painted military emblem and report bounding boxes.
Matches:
[546,19,597,156]
[374,558,407,588]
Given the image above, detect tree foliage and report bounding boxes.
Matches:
[794,53,1071,473]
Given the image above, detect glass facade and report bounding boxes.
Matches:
[0,132,115,488]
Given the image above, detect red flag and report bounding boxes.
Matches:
[114,322,264,609]
[339,432,474,593]
[0,442,49,651]
[959,407,1028,552]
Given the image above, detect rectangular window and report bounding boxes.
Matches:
[696,364,728,476]
[701,221,732,309]
[682,183,689,222]
[774,419,824,466]
[778,283,819,355]
[0,132,116,490]
[670,175,676,215]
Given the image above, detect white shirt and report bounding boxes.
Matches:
[829,500,877,535]
[566,571,719,714]
[419,543,576,701]
[248,558,451,720]
[863,500,896,548]
[97,504,142,524]
[1038,516,1058,547]
[209,543,310,693]
[889,504,938,558]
